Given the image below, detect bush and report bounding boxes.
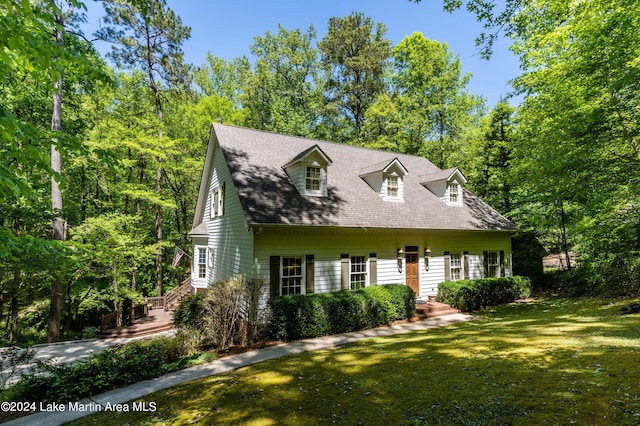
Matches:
[438,276,532,312]
[267,284,415,341]
[4,335,188,403]
[173,293,206,329]
[173,276,269,350]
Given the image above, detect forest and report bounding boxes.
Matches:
[1,0,639,345]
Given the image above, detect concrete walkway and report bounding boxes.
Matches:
[5,313,474,426]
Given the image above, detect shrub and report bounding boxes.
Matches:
[438,276,532,311]
[173,293,206,329]
[173,276,269,350]
[4,335,188,403]
[267,284,415,341]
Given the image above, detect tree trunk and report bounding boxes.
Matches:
[149,69,164,297]
[9,270,20,342]
[47,11,65,343]
[559,201,572,271]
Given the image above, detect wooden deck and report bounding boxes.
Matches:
[99,308,174,339]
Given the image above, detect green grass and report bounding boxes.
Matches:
[73,297,640,425]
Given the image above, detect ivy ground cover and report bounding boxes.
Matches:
[74,297,640,425]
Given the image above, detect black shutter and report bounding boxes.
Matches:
[483,251,489,278]
[500,250,505,277]
[463,252,470,280]
[270,256,280,297]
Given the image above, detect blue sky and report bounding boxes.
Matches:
[85,0,521,108]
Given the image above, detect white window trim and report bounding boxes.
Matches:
[487,251,500,278]
[194,246,208,280]
[281,256,305,296]
[383,173,403,202]
[350,255,367,290]
[448,181,460,204]
[450,252,463,281]
[304,165,325,196]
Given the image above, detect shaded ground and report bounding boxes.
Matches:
[70,297,640,426]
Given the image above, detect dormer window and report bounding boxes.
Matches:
[420,167,467,206]
[360,158,408,202]
[283,144,332,197]
[306,166,321,191]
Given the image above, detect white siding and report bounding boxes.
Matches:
[192,143,254,289]
[253,228,513,297]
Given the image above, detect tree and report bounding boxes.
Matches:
[468,100,515,212]
[438,0,640,292]
[318,12,392,144]
[391,33,484,167]
[97,0,191,296]
[243,25,322,137]
[193,53,250,104]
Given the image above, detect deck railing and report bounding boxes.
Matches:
[131,303,148,320]
[146,296,165,310]
[100,312,118,332]
[164,278,194,311]
[143,278,193,311]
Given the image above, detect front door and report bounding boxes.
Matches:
[406,253,419,296]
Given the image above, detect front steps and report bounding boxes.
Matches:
[415,301,461,319]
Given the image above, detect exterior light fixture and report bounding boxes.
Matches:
[397,248,405,273]
[424,247,431,271]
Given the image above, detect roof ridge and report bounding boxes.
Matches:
[212,122,442,168]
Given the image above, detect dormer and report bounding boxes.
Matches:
[360,158,409,202]
[283,145,332,197]
[420,167,467,206]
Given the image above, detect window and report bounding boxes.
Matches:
[449,182,459,203]
[306,166,321,192]
[350,256,367,290]
[387,176,399,198]
[197,247,207,279]
[211,188,219,218]
[282,257,303,295]
[487,251,499,277]
[210,182,225,218]
[450,253,462,281]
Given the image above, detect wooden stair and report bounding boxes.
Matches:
[164,278,195,311]
[415,301,461,318]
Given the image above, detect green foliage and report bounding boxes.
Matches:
[243,25,322,137]
[390,32,484,167]
[267,284,416,341]
[318,12,392,143]
[172,293,205,329]
[173,276,269,350]
[438,276,532,311]
[4,335,189,403]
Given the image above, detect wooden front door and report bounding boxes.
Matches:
[406,253,419,296]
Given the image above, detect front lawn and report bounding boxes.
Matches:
[74,297,640,425]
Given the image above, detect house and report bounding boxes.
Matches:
[189,124,517,298]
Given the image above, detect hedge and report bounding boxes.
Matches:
[437,276,532,312]
[267,284,416,341]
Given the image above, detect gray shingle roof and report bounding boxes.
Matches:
[212,124,517,232]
